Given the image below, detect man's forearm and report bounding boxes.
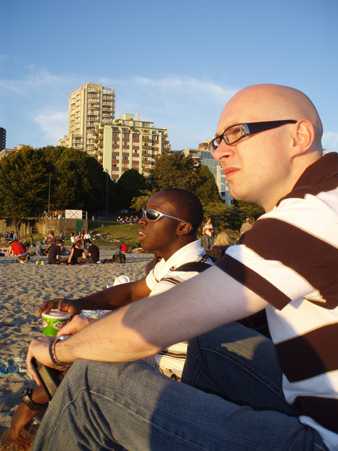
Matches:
[55,304,162,364]
[75,280,145,311]
[52,267,268,365]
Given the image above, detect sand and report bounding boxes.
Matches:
[0,247,153,446]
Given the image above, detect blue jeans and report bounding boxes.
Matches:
[204,234,213,249]
[32,323,328,451]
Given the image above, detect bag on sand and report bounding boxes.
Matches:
[112,251,126,263]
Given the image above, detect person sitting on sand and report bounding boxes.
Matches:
[48,240,69,264]
[36,231,56,256]
[77,240,100,264]
[11,189,213,448]
[6,240,26,257]
[67,240,86,264]
[119,241,128,252]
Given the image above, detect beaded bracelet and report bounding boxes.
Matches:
[49,335,72,368]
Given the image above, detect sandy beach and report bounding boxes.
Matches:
[0,247,153,446]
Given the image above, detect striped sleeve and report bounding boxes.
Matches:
[216,192,338,310]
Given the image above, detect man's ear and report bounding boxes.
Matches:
[292,119,315,155]
[177,222,193,236]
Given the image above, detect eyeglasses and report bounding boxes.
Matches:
[209,120,297,154]
[142,209,188,223]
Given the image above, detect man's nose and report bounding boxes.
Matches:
[212,139,234,162]
[138,215,147,225]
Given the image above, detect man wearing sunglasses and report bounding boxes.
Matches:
[28,84,336,451]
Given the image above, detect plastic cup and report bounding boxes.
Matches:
[42,311,71,337]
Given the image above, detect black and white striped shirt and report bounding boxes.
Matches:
[216,153,338,450]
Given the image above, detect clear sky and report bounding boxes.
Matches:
[1,0,338,153]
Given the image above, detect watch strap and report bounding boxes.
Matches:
[21,388,44,411]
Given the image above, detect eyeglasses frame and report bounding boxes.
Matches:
[209,120,298,154]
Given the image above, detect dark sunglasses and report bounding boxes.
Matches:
[209,120,297,154]
[142,209,188,223]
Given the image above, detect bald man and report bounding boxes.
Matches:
[29,85,335,451]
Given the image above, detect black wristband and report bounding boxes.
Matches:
[21,387,45,411]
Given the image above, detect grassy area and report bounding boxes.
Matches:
[16,222,141,250]
[88,221,140,249]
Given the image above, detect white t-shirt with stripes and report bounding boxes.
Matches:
[146,239,213,378]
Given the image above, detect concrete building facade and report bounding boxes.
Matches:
[58,83,116,156]
[182,142,233,206]
[92,113,171,180]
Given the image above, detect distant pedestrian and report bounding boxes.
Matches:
[203,217,214,249]
[240,218,253,236]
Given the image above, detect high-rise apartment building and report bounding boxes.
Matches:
[58,83,116,155]
[0,127,6,151]
[182,142,233,206]
[93,113,171,180]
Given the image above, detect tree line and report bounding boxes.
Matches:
[0,146,264,233]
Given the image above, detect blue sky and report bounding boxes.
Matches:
[1,0,338,153]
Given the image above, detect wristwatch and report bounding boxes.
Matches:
[49,334,72,368]
[21,387,45,411]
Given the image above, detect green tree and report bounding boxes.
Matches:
[117,169,148,210]
[0,146,49,233]
[150,153,199,192]
[202,203,246,234]
[130,187,157,212]
[131,155,223,210]
[233,201,265,220]
[40,146,117,214]
[195,165,222,205]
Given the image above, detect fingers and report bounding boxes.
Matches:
[38,299,79,317]
[26,336,54,383]
[26,349,41,387]
[38,298,65,316]
[56,314,90,336]
[26,346,41,386]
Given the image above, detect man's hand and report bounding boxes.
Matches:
[38,298,80,317]
[10,403,37,451]
[57,315,96,336]
[26,336,60,384]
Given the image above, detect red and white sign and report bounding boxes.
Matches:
[65,210,82,219]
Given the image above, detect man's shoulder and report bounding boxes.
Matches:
[164,241,213,274]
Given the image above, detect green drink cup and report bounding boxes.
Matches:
[42,311,71,337]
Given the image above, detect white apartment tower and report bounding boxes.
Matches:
[58,83,116,155]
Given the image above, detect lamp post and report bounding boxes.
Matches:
[48,173,52,217]
[106,170,109,219]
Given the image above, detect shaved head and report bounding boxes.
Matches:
[218,84,323,149]
[214,84,323,211]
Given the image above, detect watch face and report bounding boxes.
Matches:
[21,388,32,401]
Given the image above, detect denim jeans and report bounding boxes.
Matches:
[204,234,213,250]
[32,323,328,451]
